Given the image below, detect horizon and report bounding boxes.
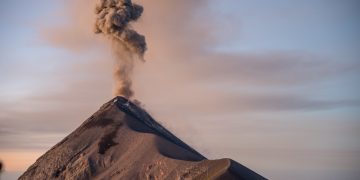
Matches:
[1,0,360,179]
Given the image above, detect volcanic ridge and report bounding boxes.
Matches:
[19,96,266,180]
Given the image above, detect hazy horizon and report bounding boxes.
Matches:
[1,0,360,179]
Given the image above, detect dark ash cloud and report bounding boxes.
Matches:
[94,0,147,98]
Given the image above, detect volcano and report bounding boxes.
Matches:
[19,96,266,180]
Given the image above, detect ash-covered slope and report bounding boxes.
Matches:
[19,97,266,180]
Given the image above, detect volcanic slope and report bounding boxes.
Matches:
[19,96,266,180]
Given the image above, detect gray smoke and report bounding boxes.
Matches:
[94,0,147,98]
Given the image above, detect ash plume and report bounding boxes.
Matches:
[94,0,147,98]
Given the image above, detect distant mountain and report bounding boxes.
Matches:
[19,96,266,180]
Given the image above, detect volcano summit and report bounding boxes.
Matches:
[19,97,266,180]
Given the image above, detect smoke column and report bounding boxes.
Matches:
[94,0,147,98]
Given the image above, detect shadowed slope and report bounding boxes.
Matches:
[19,97,266,180]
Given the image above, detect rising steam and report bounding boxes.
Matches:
[94,0,147,98]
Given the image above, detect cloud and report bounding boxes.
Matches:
[38,0,99,52]
[187,52,360,86]
[222,93,360,112]
[1,1,360,179]
[2,0,358,148]
[39,0,360,90]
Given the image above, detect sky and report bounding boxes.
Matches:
[0,0,360,179]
